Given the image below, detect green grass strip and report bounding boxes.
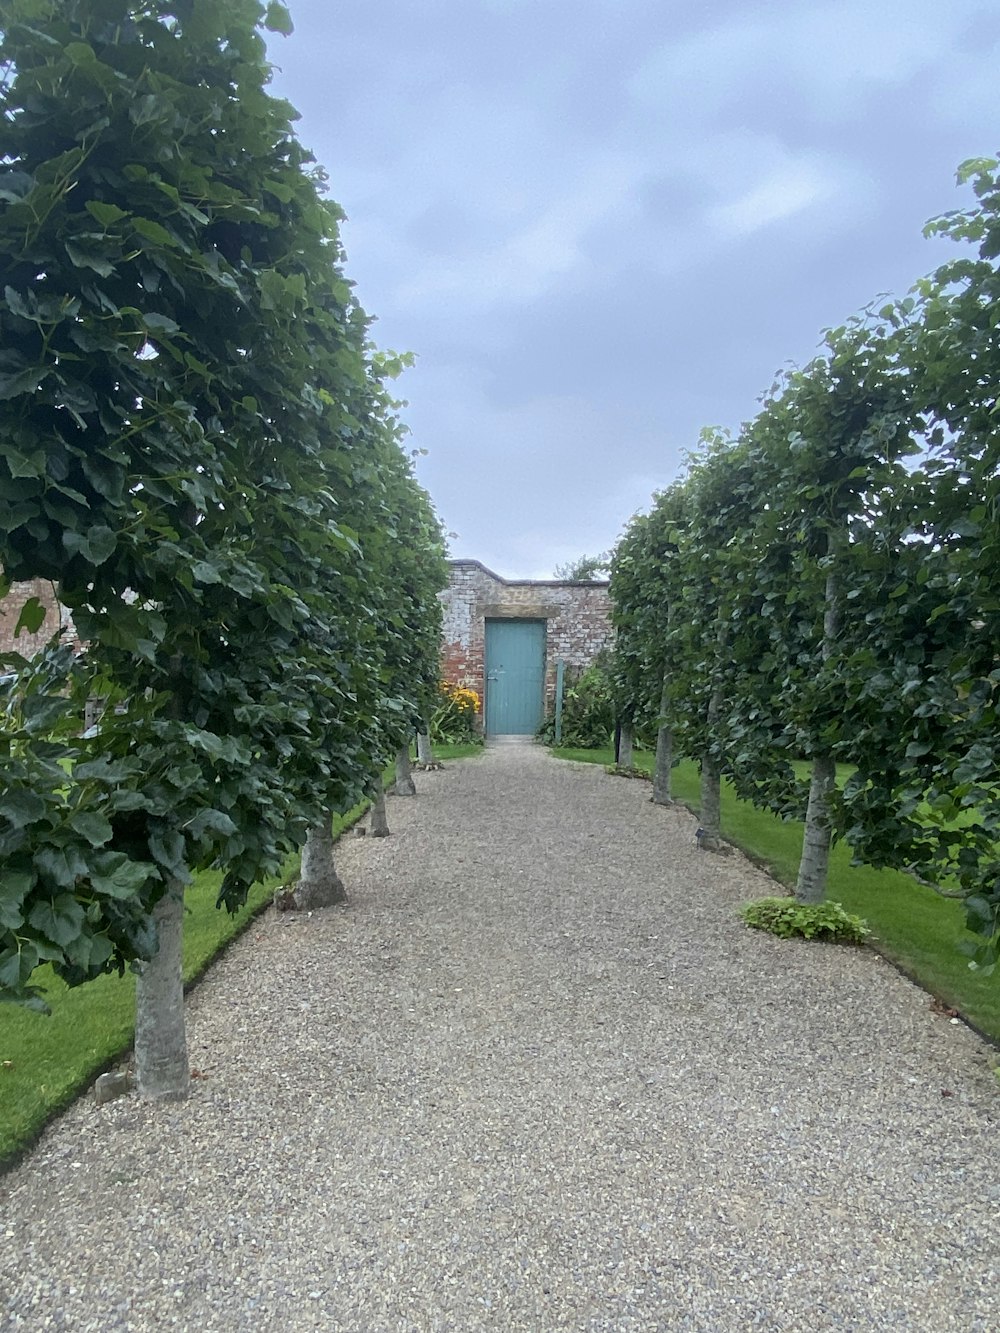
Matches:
[0,743,481,1169]
[554,746,1000,1043]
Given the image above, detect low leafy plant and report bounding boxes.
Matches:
[537,656,616,748]
[741,896,870,944]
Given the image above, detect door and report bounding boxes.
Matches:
[485,619,546,735]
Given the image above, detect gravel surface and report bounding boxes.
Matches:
[2,743,999,1332]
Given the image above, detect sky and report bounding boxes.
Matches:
[265,0,1000,579]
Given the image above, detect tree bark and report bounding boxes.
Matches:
[698,623,727,851]
[394,743,416,796]
[652,677,673,805]
[796,752,837,902]
[796,566,839,903]
[369,778,390,837]
[294,817,347,909]
[135,882,189,1101]
[617,722,634,770]
[416,730,435,766]
[699,754,722,851]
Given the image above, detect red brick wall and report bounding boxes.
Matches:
[439,560,612,726]
[0,579,77,660]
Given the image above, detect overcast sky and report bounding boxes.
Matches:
[266,0,1000,578]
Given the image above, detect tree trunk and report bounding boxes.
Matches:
[795,566,840,903]
[699,754,722,851]
[369,778,390,837]
[652,677,672,805]
[135,882,189,1101]
[294,817,347,909]
[698,624,727,851]
[416,730,435,766]
[617,722,634,770]
[796,753,837,902]
[394,743,416,796]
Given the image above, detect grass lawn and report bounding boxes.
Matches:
[0,742,481,1170]
[554,746,1000,1045]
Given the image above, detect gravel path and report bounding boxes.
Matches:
[2,743,999,1332]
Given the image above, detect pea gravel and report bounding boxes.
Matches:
[2,743,999,1333]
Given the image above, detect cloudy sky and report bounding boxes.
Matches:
[266,0,999,578]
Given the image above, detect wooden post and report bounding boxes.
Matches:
[554,658,565,745]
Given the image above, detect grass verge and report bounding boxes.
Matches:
[553,746,1000,1043]
[1,743,479,1169]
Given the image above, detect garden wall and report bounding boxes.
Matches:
[440,559,612,726]
[0,579,76,660]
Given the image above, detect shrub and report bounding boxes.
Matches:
[538,657,616,748]
[430,682,481,743]
[741,896,870,944]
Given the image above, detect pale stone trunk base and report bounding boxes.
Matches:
[617,724,634,769]
[294,819,347,909]
[416,731,435,766]
[135,884,189,1101]
[652,720,673,805]
[394,744,416,796]
[370,784,390,837]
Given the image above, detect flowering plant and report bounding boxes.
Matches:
[430,681,481,743]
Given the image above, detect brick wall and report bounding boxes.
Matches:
[439,559,612,724]
[0,579,76,661]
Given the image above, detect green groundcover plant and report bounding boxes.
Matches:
[741,896,870,944]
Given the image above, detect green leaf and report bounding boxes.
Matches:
[2,789,47,828]
[149,829,187,875]
[63,242,114,278]
[0,948,35,991]
[142,312,180,336]
[89,854,156,901]
[0,365,48,400]
[28,894,86,948]
[69,525,118,566]
[63,41,97,65]
[191,560,223,584]
[69,811,113,847]
[14,596,47,636]
[34,845,86,889]
[85,201,128,227]
[264,2,294,35]
[0,871,31,930]
[187,808,239,840]
[132,217,179,248]
[6,446,47,479]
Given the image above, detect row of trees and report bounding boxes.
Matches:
[0,0,447,1096]
[609,156,1000,968]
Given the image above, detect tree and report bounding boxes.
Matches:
[0,0,397,1098]
[553,552,610,582]
[611,497,680,800]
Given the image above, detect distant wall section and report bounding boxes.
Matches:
[439,559,612,729]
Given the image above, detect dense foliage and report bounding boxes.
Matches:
[0,0,446,1013]
[610,154,1000,968]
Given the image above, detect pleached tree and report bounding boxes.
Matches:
[0,0,418,1096]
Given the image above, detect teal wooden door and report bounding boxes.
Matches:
[485,620,546,735]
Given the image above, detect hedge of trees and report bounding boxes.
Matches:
[610,155,1000,970]
[0,0,447,1098]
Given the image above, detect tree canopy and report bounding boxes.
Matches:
[0,0,447,1015]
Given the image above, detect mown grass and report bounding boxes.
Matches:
[554,746,1000,1043]
[0,741,481,1169]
